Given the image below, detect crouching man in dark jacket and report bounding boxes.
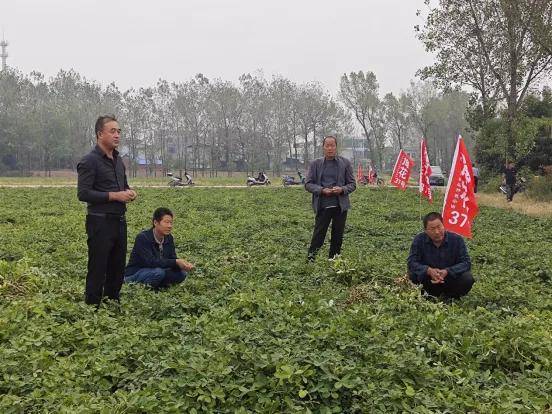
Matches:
[408,212,474,301]
[125,207,193,289]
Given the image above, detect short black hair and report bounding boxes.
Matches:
[95,115,118,139]
[423,212,443,229]
[153,207,173,225]
[322,135,337,146]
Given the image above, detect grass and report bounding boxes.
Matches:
[477,192,552,218]
[0,187,551,412]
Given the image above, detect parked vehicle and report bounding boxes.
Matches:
[247,171,271,186]
[359,174,384,186]
[167,172,194,187]
[282,171,305,187]
[499,177,527,195]
[429,166,445,186]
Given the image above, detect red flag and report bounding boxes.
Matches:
[419,139,433,203]
[442,135,479,238]
[356,163,363,182]
[390,150,415,191]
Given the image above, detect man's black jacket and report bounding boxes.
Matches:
[125,229,179,277]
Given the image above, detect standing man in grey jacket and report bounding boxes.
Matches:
[305,135,356,261]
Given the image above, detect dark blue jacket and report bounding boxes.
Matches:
[407,231,471,284]
[125,229,179,277]
[305,156,356,213]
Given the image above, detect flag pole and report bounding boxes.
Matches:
[419,189,422,224]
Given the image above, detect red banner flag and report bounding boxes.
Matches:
[442,135,479,238]
[419,139,433,203]
[390,150,415,191]
[356,163,363,182]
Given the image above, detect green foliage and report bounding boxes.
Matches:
[475,116,550,172]
[0,187,551,412]
[527,175,552,201]
[479,174,504,194]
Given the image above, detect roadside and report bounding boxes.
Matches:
[477,192,552,218]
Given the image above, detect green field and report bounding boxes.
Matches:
[1,187,551,413]
[0,174,254,187]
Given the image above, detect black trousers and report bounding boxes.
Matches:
[308,207,348,259]
[422,271,474,299]
[85,215,127,305]
[506,183,515,201]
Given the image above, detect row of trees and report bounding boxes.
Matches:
[0,66,474,176]
[1,0,551,177]
[417,0,552,172]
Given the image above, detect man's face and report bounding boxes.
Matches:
[425,218,445,244]
[323,138,337,158]
[98,120,121,150]
[154,214,174,236]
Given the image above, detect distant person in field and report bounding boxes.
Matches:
[77,114,137,306]
[124,207,193,289]
[407,212,474,301]
[472,163,479,193]
[305,135,356,261]
[503,161,517,202]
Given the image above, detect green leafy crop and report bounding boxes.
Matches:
[0,187,550,413]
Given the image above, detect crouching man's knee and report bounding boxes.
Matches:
[450,271,474,298]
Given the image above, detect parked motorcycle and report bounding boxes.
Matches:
[247,172,271,187]
[167,172,194,187]
[282,171,305,187]
[499,177,526,195]
[359,174,384,186]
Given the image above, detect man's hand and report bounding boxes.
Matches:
[427,267,444,284]
[109,190,136,203]
[176,259,194,272]
[128,189,138,201]
[436,269,448,280]
[322,187,343,196]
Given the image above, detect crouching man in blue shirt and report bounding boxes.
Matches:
[407,212,474,301]
[125,207,194,289]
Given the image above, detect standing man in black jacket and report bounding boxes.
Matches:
[305,135,356,261]
[77,115,137,306]
[503,161,517,202]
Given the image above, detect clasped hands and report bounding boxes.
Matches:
[427,267,448,284]
[321,186,343,196]
[109,189,138,203]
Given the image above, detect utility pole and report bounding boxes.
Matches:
[0,32,8,71]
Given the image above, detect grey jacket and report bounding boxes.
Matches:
[305,156,356,213]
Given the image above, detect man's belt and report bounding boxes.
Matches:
[87,212,126,221]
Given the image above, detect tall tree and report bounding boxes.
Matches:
[417,0,552,157]
[338,71,379,164]
[383,92,410,151]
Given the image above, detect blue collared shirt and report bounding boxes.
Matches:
[407,231,471,283]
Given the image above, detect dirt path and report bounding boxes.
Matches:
[477,193,552,218]
[0,184,250,189]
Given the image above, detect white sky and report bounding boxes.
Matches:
[2,0,434,95]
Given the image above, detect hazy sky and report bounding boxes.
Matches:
[2,0,433,95]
